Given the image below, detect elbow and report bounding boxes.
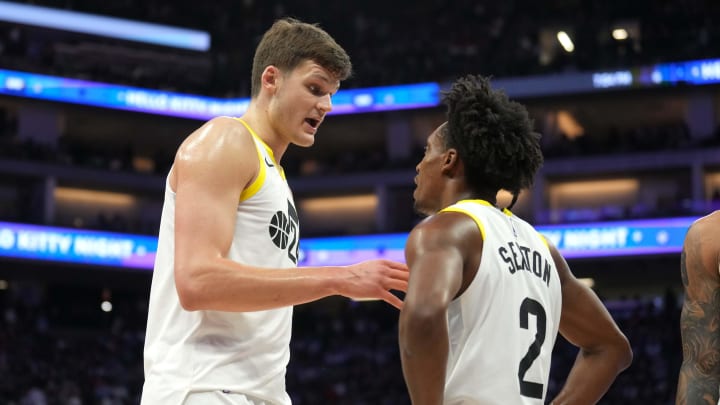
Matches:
[587,332,633,373]
[399,303,446,350]
[577,329,633,375]
[175,263,206,311]
[177,287,201,312]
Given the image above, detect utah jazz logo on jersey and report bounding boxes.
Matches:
[268,199,300,264]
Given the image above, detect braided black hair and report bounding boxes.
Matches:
[441,75,543,207]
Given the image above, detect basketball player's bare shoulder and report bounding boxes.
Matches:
[194,116,251,147]
[691,210,720,233]
[677,210,720,404]
[178,117,254,162]
[684,210,720,275]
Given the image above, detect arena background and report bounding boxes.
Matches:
[0,0,718,403]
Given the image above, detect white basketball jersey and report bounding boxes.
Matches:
[142,119,299,405]
[440,200,562,405]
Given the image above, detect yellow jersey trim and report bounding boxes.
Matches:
[236,118,269,201]
[439,206,487,241]
[235,118,286,180]
[537,234,550,249]
[456,199,513,216]
[447,199,548,249]
[439,199,512,241]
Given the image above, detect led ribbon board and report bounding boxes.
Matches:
[638,58,720,86]
[0,222,157,269]
[592,58,720,89]
[2,58,720,119]
[298,233,407,267]
[0,68,440,119]
[0,217,696,270]
[536,216,695,259]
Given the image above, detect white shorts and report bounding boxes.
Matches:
[183,391,275,405]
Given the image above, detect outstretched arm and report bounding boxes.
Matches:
[172,117,408,312]
[548,243,632,405]
[677,212,720,404]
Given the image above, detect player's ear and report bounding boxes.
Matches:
[442,148,460,175]
[262,66,281,93]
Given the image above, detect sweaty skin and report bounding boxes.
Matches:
[400,116,631,405]
[677,211,720,405]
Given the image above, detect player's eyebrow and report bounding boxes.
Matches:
[308,72,340,93]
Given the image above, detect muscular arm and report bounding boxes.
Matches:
[677,212,720,405]
[172,117,408,312]
[548,243,633,405]
[398,213,476,405]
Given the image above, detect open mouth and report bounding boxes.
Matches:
[305,118,320,128]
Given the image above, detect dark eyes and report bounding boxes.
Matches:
[308,85,325,96]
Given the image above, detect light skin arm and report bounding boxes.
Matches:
[548,243,633,405]
[677,212,720,405]
[172,116,408,312]
[398,213,475,405]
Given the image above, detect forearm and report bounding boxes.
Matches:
[676,363,720,404]
[399,310,448,405]
[550,347,629,405]
[177,256,340,311]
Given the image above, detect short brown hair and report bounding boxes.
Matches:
[250,18,352,97]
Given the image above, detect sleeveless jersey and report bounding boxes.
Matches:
[439,200,562,405]
[142,119,299,405]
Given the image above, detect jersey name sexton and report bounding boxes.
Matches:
[497,241,552,287]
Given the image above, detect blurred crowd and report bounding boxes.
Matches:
[0,2,712,404]
[0,0,718,234]
[0,0,718,95]
[1,112,719,235]
[0,281,681,404]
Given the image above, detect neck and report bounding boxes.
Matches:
[443,183,497,209]
[241,102,288,163]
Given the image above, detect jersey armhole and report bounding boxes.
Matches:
[235,118,267,202]
[239,141,266,202]
[537,233,550,249]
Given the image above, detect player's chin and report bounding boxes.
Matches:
[412,202,431,217]
[295,134,315,147]
[412,193,433,217]
[412,187,421,204]
[411,192,425,215]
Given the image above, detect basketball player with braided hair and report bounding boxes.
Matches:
[399,75,632,404]
[142,18,408,405]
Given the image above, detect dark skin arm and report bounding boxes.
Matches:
[399,210,632,405]
[398,212,480,405]
[677,211,720,405]
[548,243,633,405]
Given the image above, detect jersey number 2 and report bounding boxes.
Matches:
[518,297,547,399]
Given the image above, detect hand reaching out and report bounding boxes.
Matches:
[337,259,409,309]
